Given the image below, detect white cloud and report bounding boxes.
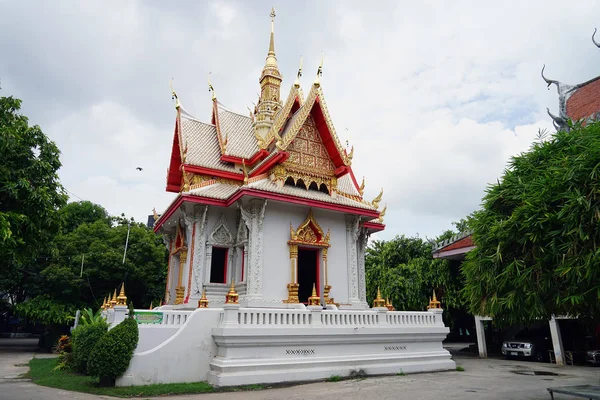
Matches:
[1,0,599,239]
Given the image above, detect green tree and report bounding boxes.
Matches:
[462,122,600,325]
[0,95,68,306]
[365,235,464,311]
[17,201,167,325]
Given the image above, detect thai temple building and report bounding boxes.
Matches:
[109,10,455,387]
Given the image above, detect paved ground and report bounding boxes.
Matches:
[1,338,598,400]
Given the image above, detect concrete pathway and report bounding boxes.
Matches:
[0,338,598,400]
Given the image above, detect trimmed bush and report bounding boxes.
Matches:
[71,321,108,374]
[87,317,139,386]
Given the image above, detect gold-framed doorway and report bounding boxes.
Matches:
[284,210,334,305]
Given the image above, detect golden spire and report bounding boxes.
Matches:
[347,145,354,160]
[208,72,216,101]
[428,290,441,309]
[109,290,117,308]
[373,286,385,308]
[198,288,209,308]
[101,297,107,310]
[117,282,127,305]
[308,283,320,306]
[266,7,277,67]
[314,52,324,86]
[225,279,239,304]
[170,79,181,109]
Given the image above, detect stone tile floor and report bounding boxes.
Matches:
[1,338,598,400]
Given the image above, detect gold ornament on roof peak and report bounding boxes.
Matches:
[295,56,303,87]
[372,188,383,209]
[170,79,181,109]
[359,177,365,196]
[378,204,387,223]
[347,145,354,161]
[314,52,324,86]
[208,73,216,101]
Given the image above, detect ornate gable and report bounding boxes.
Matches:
[289,209,330,247]
[285,115,335,176]
[208,214,234,247]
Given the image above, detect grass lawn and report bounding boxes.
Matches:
[28,357,215,397]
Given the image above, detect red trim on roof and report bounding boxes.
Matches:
[347,168,362,195]
[153,195,228,232]
[156,187,381,232]
[166,117,183,193]
[182,164,244,181]
[362,221,386,232]
[229,188,380,218]
[334,165,349,177]
[249,152,289,177]
[312,96,346,169]
[220,150,269,165]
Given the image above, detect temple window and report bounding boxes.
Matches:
[209,247,228,283]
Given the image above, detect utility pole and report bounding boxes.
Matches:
[122,221,131,264]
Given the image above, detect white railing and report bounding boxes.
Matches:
[386,311,437,326]
[225,308,441,328]
[237,309,312,326]
[321,310,378,326]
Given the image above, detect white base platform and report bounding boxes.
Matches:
[117,306,455,387]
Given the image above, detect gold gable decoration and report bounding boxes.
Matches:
[289,209,330,248]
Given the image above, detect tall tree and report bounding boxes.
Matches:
[17,202,168,324]
[463,122,600,325]
[0,95,67,306]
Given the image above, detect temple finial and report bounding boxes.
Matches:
[593,28,600,48]
[359,177,365,196]
[295,56,303,87]
[170,78,181,109]
[541,65,558,90]
[266,7,277,66]
[314,52,324,86]
[372,188,383,209]
[152,208,159,222]
[378,204,387,223]
[208,72,216,101]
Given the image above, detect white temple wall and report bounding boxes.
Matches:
[261,201,350,304]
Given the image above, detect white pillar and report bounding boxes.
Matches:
[474,315,488,358]
[549,317,565,366]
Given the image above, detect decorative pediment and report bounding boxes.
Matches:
[171,221,187,254]
[208,214,234,247]
[289,209,330,247]
[235,215,249,246]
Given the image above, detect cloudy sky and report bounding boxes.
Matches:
[1,0,599,240]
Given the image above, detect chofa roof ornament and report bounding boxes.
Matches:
[593,28,600,48]
[541,64,559,90]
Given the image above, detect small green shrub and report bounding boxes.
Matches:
[79,308,104,326]
[456,366,465,372]
[71,321,108,374]
[327,375,342,382]
[87,317,138,386]
[397,370,405,376]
